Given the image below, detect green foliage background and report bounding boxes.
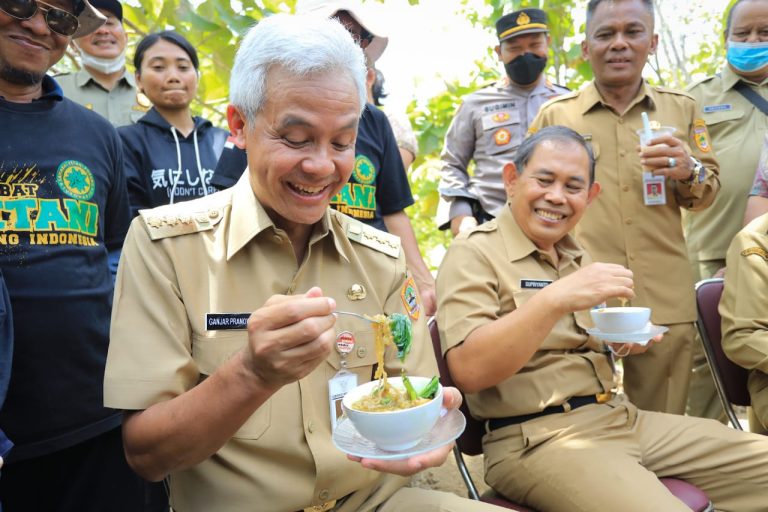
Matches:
[81,0,735,269]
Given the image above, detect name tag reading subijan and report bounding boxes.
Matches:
[205,313,251,331]
[520,279,552,290]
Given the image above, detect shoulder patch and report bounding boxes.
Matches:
[344,217,401,258]
[692,119,712,153]
[140,202,226,241]
[741,247,768,260]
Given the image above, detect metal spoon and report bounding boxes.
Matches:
[333,311,379,323]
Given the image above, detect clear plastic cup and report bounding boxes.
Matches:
[636,126,676,147]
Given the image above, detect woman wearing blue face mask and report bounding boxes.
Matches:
[683,0,768,424]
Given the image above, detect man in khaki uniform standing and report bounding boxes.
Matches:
[530,0,720,414]
[437,8,569,235]
[56,0,146,126]
[104,14,503,512]
[683,0,768,421]
[437,125,768,512]
[721,212,768,435]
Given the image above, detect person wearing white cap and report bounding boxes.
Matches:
[0,1,146,510]
[57,0,147,127]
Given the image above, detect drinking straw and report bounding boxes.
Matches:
[641,112,652,143]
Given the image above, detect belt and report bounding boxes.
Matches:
[487,395,599,432]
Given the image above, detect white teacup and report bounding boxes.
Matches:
[590,307,651,334]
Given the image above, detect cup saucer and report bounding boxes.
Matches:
[586,324,669,345]
[332,408,465,460]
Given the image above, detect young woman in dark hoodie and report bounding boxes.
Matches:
[118,31,227,218]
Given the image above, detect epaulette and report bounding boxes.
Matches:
[686,74,717,92]
[337,214,400,258]
[455,218,497,241]
[140,200,226,241]
[545,79,571,92]
[655,86,696,101]
[542,89,580,106]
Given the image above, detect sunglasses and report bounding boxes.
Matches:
[0,0,79,36]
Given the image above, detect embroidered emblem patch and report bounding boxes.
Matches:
[400,277,421,321]
[741,247,768,260]
[494,128,512,146]
[492,112,510,123]
[516,12,530,25]
[56,160,95,200]
[693,119,711,153]
[352,155,376,185]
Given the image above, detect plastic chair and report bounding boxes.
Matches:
[427,317,712,512]
[694,278,750,430]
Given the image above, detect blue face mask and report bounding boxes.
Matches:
[727,41,768,73]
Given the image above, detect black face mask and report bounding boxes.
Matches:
[504,52,547,86]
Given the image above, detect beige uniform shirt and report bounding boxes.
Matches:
[104,175,436,512]
[530,81,720,325]
[55,68,146,127]
[436,206,614,418]
[684,66,768,264]
[720,213,768,426]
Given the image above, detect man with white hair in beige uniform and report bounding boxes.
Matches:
[104,13,504,512]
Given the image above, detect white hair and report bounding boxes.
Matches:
[230,13,368,124]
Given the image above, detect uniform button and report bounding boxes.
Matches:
[307,420,315,433]
[319,490,330,501]
[629,253,636,260]
[625,218,633,225]
[618,118,624,124]
[357,347,367,358]
[622,185,629,192]
[619,150,626,157]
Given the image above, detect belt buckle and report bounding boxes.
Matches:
[596,392,613,404]
[304,500,337,512]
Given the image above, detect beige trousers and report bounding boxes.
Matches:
[622,322,695,414]
[483,395,768,512]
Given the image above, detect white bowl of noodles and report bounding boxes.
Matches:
[342,376,443,452]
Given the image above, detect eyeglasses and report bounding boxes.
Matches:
[0,0,79,37]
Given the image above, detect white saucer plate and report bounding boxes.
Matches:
[586,324,669,345]
[332,408,466,460]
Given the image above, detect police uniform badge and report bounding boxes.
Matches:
[494,128,512,146]
[516,12,531,25]
[692,119,711,153]
[400,277,421,321]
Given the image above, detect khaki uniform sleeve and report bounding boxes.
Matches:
[105,218,199,409]
[674,106,720,211]
[721,223,768,374]
[435,236,501,357]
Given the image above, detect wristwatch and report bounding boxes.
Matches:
[681,157,705,184]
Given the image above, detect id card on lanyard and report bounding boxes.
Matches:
[642,172,666,206]
[329,331,358,430]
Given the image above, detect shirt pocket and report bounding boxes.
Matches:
[192,331,271,440]
[481,110,522,156]
[326,321,380,379]
[701,107,744,127]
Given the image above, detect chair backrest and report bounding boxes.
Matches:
[428,317,485,456]
[695,278,750,425]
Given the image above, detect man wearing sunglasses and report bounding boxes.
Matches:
[0,1,146,511]
[57,0,147,127]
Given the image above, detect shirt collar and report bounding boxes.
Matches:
[721,63,768,90]
[578,80,656,115]
[225,171,350,262]
[40,75,63,100]
[75,67,133,88]
[496,204,585,266]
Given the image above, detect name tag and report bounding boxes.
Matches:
[703,104,732,113]
[205,313,250,331]
[520,279,552,289]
